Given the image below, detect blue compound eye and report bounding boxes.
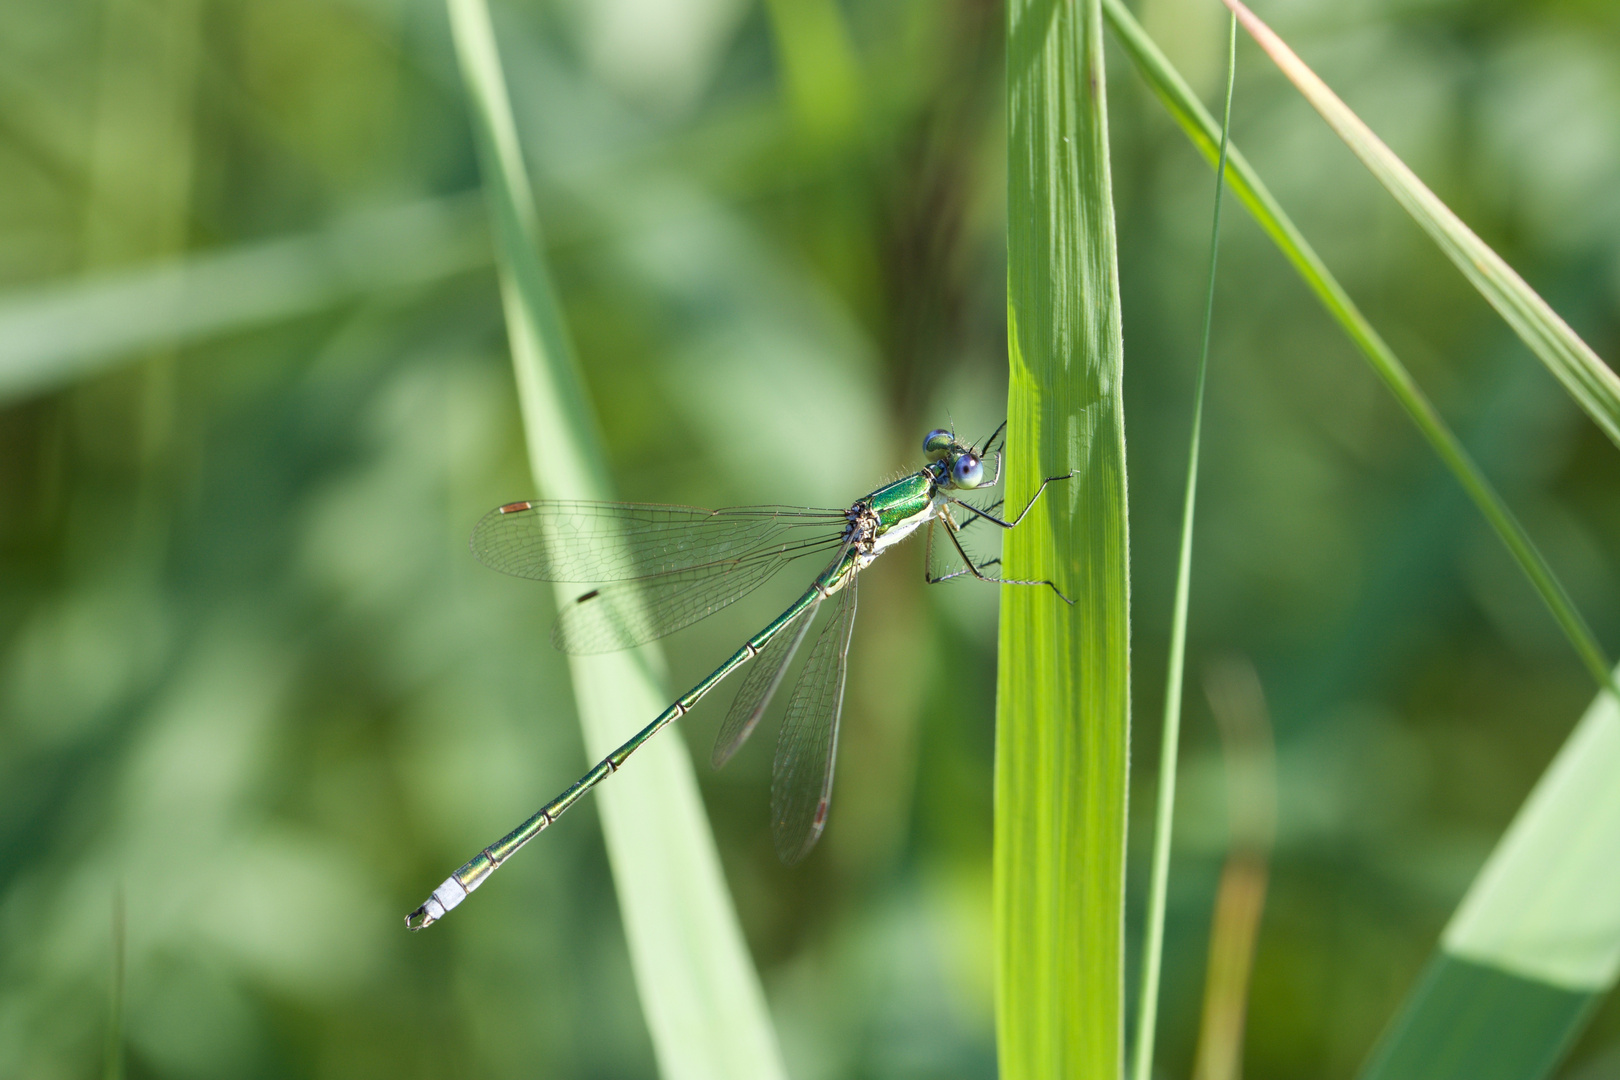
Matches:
[923,429,954,459]
[951,453,984,489]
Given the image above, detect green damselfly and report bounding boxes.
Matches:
[406,424,1073,929]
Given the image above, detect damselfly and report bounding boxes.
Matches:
[406,424,1074,929]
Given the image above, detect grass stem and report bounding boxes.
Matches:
[1129,16,1236,1080]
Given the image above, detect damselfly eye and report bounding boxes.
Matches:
[923,429,954,459]
[951,453,984,488]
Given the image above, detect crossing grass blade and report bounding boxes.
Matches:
[1101,0,1616,697]
[998,0,1130,1077]
[1357,664,1620,1080]
[0,196,488,405]
[443,2,788,1078]
[1220,0,1620,453]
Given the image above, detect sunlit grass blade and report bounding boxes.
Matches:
[0,196,488,405]
[998,0,1130,1076]
[1131,17,1235,1080]
[1357,662,1620,1080]
[1221,0,1620,452]
[443,2,787,1078]
[1102,0,1615,696]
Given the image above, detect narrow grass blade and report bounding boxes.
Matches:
[443,3,787,1079]
[998,0,1130,1076]
[103,889,125,1080]
[1102,0,1616,696]
[1192,658,1275,1080]
[1221,0,1620,452]
[0,196,489,404]
[1131,17,1235,1080]
[1358,662,1620,1080]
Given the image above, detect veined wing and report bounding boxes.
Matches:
[472,501,848,584]
[553,532,844,654]
[712,600,818,768]
[771,574,858,864]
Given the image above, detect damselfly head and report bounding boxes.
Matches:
[924,426,985,488]
[923,428,955,460]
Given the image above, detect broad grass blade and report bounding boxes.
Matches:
[443,2,787,1078]
[1358,665,1620,1080]
[0,196,488,405]
[999,0,1130,1076]
[1102,0,1615,695]
[1221,0,1620,451]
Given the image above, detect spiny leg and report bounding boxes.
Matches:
[931,513,1073,604]
[954,499,1004,533]
[948,470,1077,530]
[973,421,1008,460]
[925,557,1002,584]
[924,507,1001,585]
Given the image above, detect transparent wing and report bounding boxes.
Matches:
[471,501,847,584]
[552,533,843,654]
[771,575,858,864]
[712,600,818,768]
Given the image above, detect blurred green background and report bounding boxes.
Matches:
[2,0,1619,1076]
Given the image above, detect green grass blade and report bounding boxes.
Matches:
[103,890,124,1080]
[0,196,488,405]
[1192,659,1275,1080]
[998,0,1130,1076]
[1131,16,1236,1080]
[1102,0,1616,696]
[1222,0,1620,452]
[1358,663,1620,1080]
[443,3,788,1079]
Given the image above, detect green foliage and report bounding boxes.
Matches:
[1223,0,1620,455]
[1359,663,1620,1080]
[997,0,1129,1076]
[1104,0,1613,695]
[1110,3,1620,1075]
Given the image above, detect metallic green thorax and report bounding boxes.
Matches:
[867,472,934,530]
